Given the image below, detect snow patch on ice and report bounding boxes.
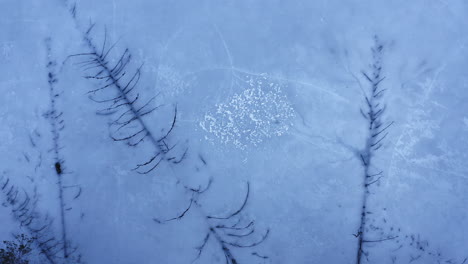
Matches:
[200,76,295,150]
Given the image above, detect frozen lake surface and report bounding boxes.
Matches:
[0,1,467,263]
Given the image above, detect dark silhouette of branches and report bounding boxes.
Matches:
[0,234,35,264]
[355,36,394,264]
[1,177,61,264]
[207,182,250,220]
[352,36,466,264]
[61,2,270,263]
[0,41,83,263]
[363,215,467,263]
[64,23,181,175]
[153,181,269,263]
[153,193,195,224]
[44,38,82,263]
[190,182,269,264]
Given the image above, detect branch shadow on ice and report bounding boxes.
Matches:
[0,176,81,264]
[44,37,82,263]
[154,181,270,264]
[62,2,271,263]
[65,23,185,175]
[352,35,466,264]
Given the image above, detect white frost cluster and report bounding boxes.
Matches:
[200,76,295,149]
